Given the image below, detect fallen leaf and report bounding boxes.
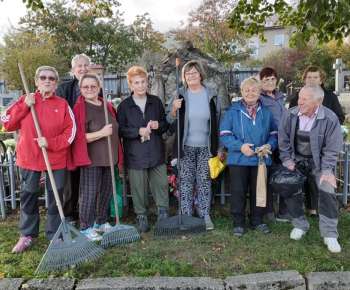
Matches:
[202,257,208,265]
[22,284,29,288]
[212,247,221,252]
[142,247,147,250]
[181,236,187,240]
[0,273,5,278]
[141,241,145,244]
[154,272,160,277]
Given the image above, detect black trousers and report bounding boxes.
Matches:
[62,168,80,222]
[229,165,265,227]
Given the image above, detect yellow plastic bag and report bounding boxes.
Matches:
[208,153,227,179]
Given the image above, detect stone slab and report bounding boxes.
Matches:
[306,271,350,290]
[23,278,76,290]
[224,270,305,290]
[76,277,225,290]
[0,278,25,290]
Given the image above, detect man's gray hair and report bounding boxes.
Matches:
[35,66,59,81]
[301,84,324,101]
[71,54,91,68]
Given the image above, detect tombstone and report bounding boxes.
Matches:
[149,40,230,110]
[286,83,303,102]
[333,58,350,95]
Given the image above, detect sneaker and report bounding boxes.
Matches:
[12,236,34,253]
[80,227,102,241]
[137,214,150,232]
[233,227,244,237]
[204,215,214,230]
[290,228,307,240]
[264,212,276,223]
[250,224,271,234]
[94,221,112,232]
[157,209,169,221]
[324,237,341,253]
[276,212,293,222]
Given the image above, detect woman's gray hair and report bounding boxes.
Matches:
[301,84,325,101]
[240,76,261,91]
[71,54,91,68]
[79,73,101,88]
[182,60,206,85]
[35,66,59,81]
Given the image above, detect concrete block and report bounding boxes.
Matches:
[0,278,25,290]
[306,271,350,290]
[23,278,76,290]
[76,277,225,290]
[225,270,305,290]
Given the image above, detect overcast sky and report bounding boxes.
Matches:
[0,0,203,34]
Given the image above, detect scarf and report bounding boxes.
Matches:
[242,99,259,120]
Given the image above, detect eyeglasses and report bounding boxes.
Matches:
[81,85,99,90]
[38,75,57,82]
[262,78,277,84]
[185,71,199,77]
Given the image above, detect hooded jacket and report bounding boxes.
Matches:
[220,100,278,166]
[1,91,76,171]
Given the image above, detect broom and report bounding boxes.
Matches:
[99,70,140,248]
[154,58,206,238]
[18,63,105,275]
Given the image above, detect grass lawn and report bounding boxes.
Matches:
[1,202,350,280]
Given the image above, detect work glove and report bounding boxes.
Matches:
[255,144,272,158]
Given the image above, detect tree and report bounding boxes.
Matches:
[169,0,249,68]
[228,0,350,50]
[0,27,66,91]
[20,0,166,73]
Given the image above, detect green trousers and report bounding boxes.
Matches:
[128,164,169,215]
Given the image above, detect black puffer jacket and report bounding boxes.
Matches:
[117,92,169,170]
[289,85,344,124]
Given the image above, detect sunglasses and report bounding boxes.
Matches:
[38,75,57,82]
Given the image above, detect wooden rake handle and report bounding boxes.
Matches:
[18,63,65,219]
[100,71,120,224]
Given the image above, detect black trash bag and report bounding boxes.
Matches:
[269,160,312,198]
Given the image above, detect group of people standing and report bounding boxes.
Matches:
[2,53,344,254]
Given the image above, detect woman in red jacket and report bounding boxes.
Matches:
[1,66,76,253]
[70,73,121,241]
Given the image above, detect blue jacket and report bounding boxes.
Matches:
[220,100,278,166]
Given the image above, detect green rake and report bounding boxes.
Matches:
[100,71,140,248]
[18,63,105,276]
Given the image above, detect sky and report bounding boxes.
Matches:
[0,0,203,34]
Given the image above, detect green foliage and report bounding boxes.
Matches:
[229,0,350,50]
[19,0,165,73]
[169,0,249,68]
[0,27,66,91]
[3,139,17,151]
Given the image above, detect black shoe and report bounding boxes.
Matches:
[233,227,244,237]
[137,214,150,232]
[250,224,271,234]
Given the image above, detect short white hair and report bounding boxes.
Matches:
[71,54,91,68]
[300,84,324,101]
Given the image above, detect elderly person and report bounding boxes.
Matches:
[220,76,278,237]
[69,73,121,241]
[279,84,342,252]
[55,54,95,226]
[1,66,76,253]
[117,66,169,232]
[258,67,291,223]
[166,60,225,231]
[289,66,344,218]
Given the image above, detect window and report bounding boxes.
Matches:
[275,34,284,45]
[249,44,258,56]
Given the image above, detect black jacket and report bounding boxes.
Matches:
[289,85,344,124]
[117,92,169,170]
[55,77,103,108]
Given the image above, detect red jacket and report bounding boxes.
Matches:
[1,91,76,171]
[68,95,123,170]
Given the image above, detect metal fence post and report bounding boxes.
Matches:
[343,149,349,205]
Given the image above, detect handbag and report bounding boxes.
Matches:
[208,153,227,179]
[256,156,267,207]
